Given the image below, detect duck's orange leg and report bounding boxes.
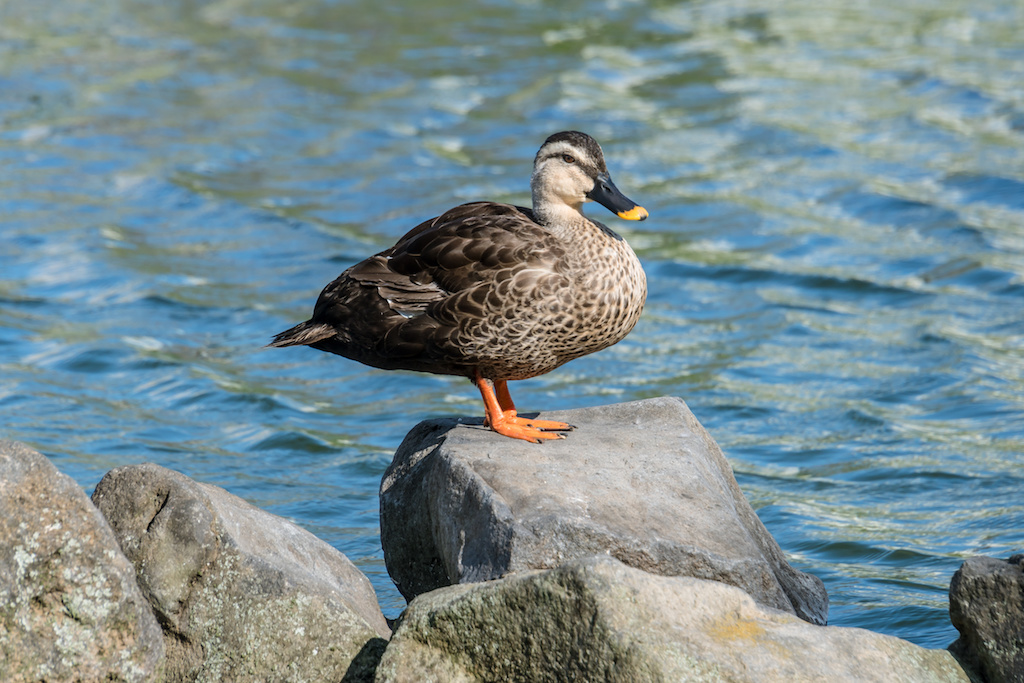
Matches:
[474,374,572,443]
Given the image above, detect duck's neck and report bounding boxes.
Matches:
[531,192,591,240]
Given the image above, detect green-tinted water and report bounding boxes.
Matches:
[3,0,1023,648]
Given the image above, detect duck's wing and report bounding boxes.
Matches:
[278,202,568,373]
[337,253,446,318]
[346,202,564,319]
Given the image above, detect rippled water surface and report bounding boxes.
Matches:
[3,0,1023,648]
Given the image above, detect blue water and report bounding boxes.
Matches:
[3,0,1023,649]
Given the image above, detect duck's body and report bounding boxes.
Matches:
[271,131,648,442]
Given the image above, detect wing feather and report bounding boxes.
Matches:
[287,201,570,375]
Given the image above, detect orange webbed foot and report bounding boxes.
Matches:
[487,412,569,443]
[505,412,575,432]
[475,375,573,443]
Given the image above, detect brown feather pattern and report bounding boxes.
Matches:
[271,133,647,390]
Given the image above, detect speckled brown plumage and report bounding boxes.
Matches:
[271,131,648,442]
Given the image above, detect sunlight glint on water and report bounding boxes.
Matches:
[2,0,1022,649]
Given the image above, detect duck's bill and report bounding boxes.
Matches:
[587,174,648,221]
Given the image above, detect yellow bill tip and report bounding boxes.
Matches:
[617,205,649,221]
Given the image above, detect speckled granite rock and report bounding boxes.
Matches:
[0,440,164,683]
[92,463,390,683]
[376,555,970,683]
[380,396,828,624]
[949,554,1024,683]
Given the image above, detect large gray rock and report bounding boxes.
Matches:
[376,555,969,683]
[380,396,828,624]
[0,441,165,683]
[92,463,390,683]
[949,554,1024,683]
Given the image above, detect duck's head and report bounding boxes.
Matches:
[530,131,648,225]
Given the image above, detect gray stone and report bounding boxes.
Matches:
[92,463,390,683]
[949,554,1024,683]
[376,555,970,683]
[0,440,165,683]
[380,396,828,624]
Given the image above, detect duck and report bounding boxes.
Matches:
[270,131,648,443]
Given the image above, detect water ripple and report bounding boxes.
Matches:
[1,0,1022,649]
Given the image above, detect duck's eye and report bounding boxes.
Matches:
[561,154,576,164]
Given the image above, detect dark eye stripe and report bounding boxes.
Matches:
[544,149,582,161]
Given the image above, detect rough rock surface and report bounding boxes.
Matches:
[376,555,969,683]
[92,463,390,683]
[949,554,1024,683]
[0,440,165,683]
[380,396,827,624]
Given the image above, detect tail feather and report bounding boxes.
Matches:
[268,321,336,348]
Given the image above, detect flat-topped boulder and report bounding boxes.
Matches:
[379,396,828,624]
[0,441,165,683]
[376,555,968,683]
[92,463,390,683]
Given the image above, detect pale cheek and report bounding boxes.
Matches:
[555,173,587,202]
